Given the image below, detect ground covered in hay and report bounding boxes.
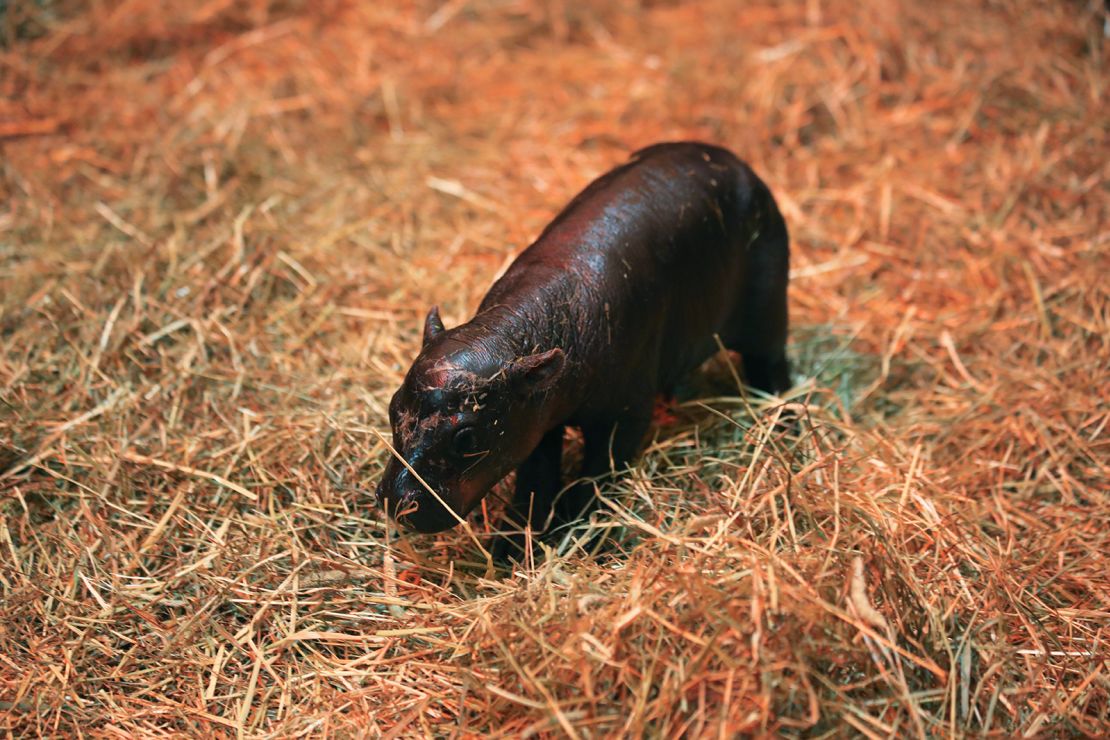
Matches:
[1,0,1107,736]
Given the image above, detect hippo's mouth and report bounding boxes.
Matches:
[376,471,467,534]
[393,494,465,534]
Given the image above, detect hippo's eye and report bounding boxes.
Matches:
[452,426,480,457]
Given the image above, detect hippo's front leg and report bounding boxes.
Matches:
[491,424,565,563]
[552,409,653,544]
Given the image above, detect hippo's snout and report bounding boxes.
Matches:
[376,459,461,534]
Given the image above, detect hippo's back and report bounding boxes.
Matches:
[482,142,785,413]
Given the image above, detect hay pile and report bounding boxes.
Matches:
[1,0,1107,735]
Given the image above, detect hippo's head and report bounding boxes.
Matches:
[376,307,565,533]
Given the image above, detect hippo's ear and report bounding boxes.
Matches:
[423,306,446,346]
[508,348,565,395]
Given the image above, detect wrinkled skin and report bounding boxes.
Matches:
[376,142,791,557]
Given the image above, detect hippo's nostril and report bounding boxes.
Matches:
[374,476,392,507]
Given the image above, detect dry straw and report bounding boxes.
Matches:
[1,0,1107,736]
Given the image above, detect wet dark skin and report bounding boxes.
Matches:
[376,142,791,561]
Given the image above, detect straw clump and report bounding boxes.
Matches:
[1,0,1107,735]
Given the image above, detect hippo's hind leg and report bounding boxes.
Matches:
[491,424,564,563]
[742,350,791,396]
[727,185,792,395]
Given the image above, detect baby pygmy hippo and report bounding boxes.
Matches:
[376,142,790,559]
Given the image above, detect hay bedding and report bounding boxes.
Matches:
[0,0,1107,735]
